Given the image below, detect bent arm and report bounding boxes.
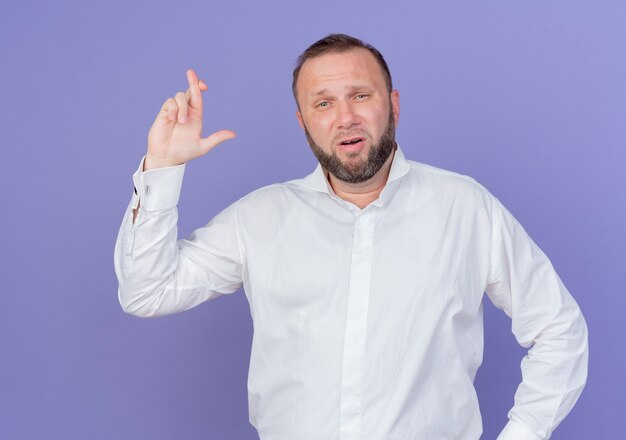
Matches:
[114,158,243,317]
[486,197,588,440]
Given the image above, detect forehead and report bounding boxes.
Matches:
[297,48,386,97]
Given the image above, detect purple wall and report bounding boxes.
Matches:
[1,1,624,438]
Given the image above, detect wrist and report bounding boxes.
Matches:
[144,153,183,171]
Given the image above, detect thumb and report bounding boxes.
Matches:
[199,130,237,153]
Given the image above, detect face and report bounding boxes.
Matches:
[295,48,400,184]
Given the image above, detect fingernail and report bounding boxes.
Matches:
[180,115,187,123]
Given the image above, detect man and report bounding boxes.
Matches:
[115,34,587,440]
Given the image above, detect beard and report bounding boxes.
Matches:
[304,109,396,184]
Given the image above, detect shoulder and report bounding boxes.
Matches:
[404,159,494,203]
[226,175,319,226]
[237,176,311,206]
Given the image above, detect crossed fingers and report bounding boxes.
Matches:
[161,69,208,124]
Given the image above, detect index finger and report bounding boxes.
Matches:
[186,68,203,110]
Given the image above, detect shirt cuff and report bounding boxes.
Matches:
[496,420,543,440]
[131,156,186,212]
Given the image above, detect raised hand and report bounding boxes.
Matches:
[145,69,236,170]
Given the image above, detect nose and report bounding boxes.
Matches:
[335,101,359,129]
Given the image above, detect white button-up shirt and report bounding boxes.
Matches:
[115,148,587,440]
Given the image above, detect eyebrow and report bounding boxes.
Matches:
[310,85,374,98]
[311,88,330,97]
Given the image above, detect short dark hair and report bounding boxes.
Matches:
[292,34,393,104]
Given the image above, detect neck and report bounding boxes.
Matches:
[327,149,395,209]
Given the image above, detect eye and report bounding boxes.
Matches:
[355,93,370,100]
[316,101,330,108]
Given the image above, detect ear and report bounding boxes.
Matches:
[390,90,400,126]
[296,110,305,131]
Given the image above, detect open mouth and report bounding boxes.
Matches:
[339,137,365,146]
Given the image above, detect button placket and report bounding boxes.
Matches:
[339,212,376,440]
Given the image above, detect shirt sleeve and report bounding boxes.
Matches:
[114,157,244,318]
[485,196,588,440]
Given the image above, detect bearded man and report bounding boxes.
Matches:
[115,34,587,440]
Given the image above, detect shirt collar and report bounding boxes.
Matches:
[302,145,411,196]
